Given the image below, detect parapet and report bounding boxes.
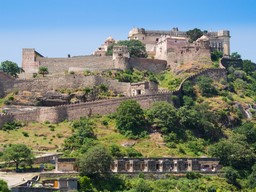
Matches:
[218,30,230,37]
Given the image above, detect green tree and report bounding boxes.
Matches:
[3,144,34,170]
[208,134,255,170]
[134,179,152,192]
[0,60,23,77]
[242,59,256,75]
[78,145,113,178]
[186,28,203,43]
[146,101,178,133]
[224,167,239,185]
[38,66,49,77]
[182,81,195,98]
[230,52,241,59]
[178,104,223,141]
[64,118,96,151]
[211,50,223,62]
[248,163,256,189]
[107,40,147,58]
[116,100,146,138]
[196,75,218,97]
[235,122,256,144]
[78,176,94,192]
[0,180,10,192]
[109,144,124,158]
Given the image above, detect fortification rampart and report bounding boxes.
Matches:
[1,74,132,97]
[177,68,227,90]
[0,92,172,125]
[0,68,227,126]
[37,56,114,74]
[128,58,167,73]
[0,113,14,128]
[0,72,15,97]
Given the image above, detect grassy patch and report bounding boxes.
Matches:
[0,121,72,151]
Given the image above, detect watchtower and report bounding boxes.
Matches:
[113,46,130,70]
[217,30,230,56]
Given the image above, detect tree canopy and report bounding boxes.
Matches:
[0,60,23,77]
[3,144,34,170]
[115,100,146,138]
[64,117,96,151]
[78,145,113,178]
[230,52,241,59]
[208,134,255,170]
[106,40,147,58]
[38,66,49,77]
[0,180,10,192]
[146,101,178,133]
[186,28,203,43]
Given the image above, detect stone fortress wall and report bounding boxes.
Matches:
[0,92,172,127]
[0,72,15,97]
[13,75,131,96]
[21,49,167,78]
[0,68,227,127]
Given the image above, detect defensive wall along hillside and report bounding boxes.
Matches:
[38,92,172,123]
[22,48,168,77]
[37,56,167,74]
[128,58,167,73]
[0,68,227,127]
[0,72,15,97]
[177,68,227,91]
[15,75,131,96]
[0,92,172,127]
[37,56,114,73]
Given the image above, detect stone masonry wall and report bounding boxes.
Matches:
[128,58,167,73]
[0,93,172,126]
[0,114,14,128]
[2,75,131,96]
[37,56,114,74]
[0,72,15,97]
[0,68,227,126]
[38,93,171,123]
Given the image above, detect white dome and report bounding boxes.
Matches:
[196,35,209,42]
[128,28,139,37]
[105,36,114,42]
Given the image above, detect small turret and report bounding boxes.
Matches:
[218,30,230,56]
[113,45,130,70]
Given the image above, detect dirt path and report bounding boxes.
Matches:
[0,172,38,188]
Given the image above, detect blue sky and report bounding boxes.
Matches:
[0,0,255,65]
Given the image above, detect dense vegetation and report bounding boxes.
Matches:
[66,53,256,191]
[106,39,147,58]
[101,68,158,84]
[1,53,256,191]
[0,60,23,77]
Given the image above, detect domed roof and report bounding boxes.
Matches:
[196,35,209,42]
[128,28,139,37]
[105,36,114,42]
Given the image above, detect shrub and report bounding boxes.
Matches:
[186,172,202,179]
[22,131,29,137]
[102,120,108,126]
[56,133,63,138]
[196,75,218,97]
[2,121,23,131]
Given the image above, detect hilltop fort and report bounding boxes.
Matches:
[0,27,236,126]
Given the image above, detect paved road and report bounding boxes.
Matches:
[0,172,38,188]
